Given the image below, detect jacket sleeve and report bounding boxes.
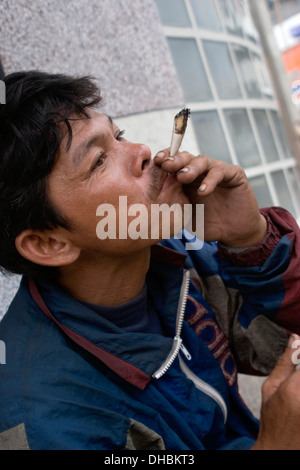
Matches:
[216,206,300,375]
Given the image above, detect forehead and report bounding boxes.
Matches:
[62,111,112,148]
[57,111,114,166]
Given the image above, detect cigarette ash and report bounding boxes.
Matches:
[174,108,191,135]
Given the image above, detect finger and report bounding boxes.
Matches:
[153,149,170,164]
[262,334,300,402]
[176,158,245,194]
[177,159,224,192]
[154,150,200,172]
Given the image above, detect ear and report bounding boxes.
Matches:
[15,229,81,267]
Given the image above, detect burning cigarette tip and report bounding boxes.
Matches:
[170,108,190,156]
[175,108,191,119]
[174,108,191,135]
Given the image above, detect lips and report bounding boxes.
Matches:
[160,171,177,191]
[158,170,168,191]
[153,166,169,191]
[147,162,179,201]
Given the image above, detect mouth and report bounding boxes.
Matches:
[160,171,177,192]
[148,163,178,200]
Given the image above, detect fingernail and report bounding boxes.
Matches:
[163,157,175,162]
[154,152,165,159]
[178,167,189,173]
[198,183,207,192]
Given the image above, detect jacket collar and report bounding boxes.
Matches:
[28,244,187,390]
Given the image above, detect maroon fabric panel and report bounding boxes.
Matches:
[266,208,300,336]
[151,244,186,267]
[218,207,285,266]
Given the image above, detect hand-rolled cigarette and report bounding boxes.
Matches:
[170,108,190,156]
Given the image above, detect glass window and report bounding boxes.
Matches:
[288,166,300,194]
[287,167,300,216]
[249,175,273,208]
[250,52,273,98]
[270,111,292,159]
[271,170,296,216]
[203,41,242,99]
[224,109,262,167]
[155,0,191,27]
[232,45,261,98]
[168,38,213,102]
[239,0,258,42]
[189,0,222,31]
[253,109,280,162]
[191,111,232,163]
[217,0,243,36]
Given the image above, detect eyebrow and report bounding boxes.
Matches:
[70,114,114,167]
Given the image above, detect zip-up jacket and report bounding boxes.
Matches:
[0,206,299,450]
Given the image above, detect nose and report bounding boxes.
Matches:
[124,142,152,177]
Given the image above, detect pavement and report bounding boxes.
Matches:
[238,374,264,419]
[0,272,20,320]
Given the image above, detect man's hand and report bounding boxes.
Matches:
[154,150,267,247]
[252,335,300,450]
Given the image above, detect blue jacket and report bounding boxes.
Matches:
[0,207,299,450]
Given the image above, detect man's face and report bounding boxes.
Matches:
[47,111,189,257]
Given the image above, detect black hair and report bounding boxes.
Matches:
[0,70,102,279]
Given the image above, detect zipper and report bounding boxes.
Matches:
[178,355,228,423]
[152,268,228,423]
[152,269,190,379]
[180,342,192,360]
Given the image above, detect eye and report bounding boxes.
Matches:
[116,129,125,141]
[92,152,106,171]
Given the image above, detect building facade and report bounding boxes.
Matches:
[155,0,300,221]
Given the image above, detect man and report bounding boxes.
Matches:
[1,70,300,450]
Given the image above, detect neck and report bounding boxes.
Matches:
[57,247,151,307]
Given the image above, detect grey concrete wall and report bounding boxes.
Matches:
[0,0,183,117]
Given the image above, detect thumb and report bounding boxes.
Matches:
[262,333,300,403]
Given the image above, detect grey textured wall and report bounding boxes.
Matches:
[0,0,183,117]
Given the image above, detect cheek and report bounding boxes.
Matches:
[48,169,79,213]
[94,178,148,208]
[49,167,152,243]
[67,186,144,242]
